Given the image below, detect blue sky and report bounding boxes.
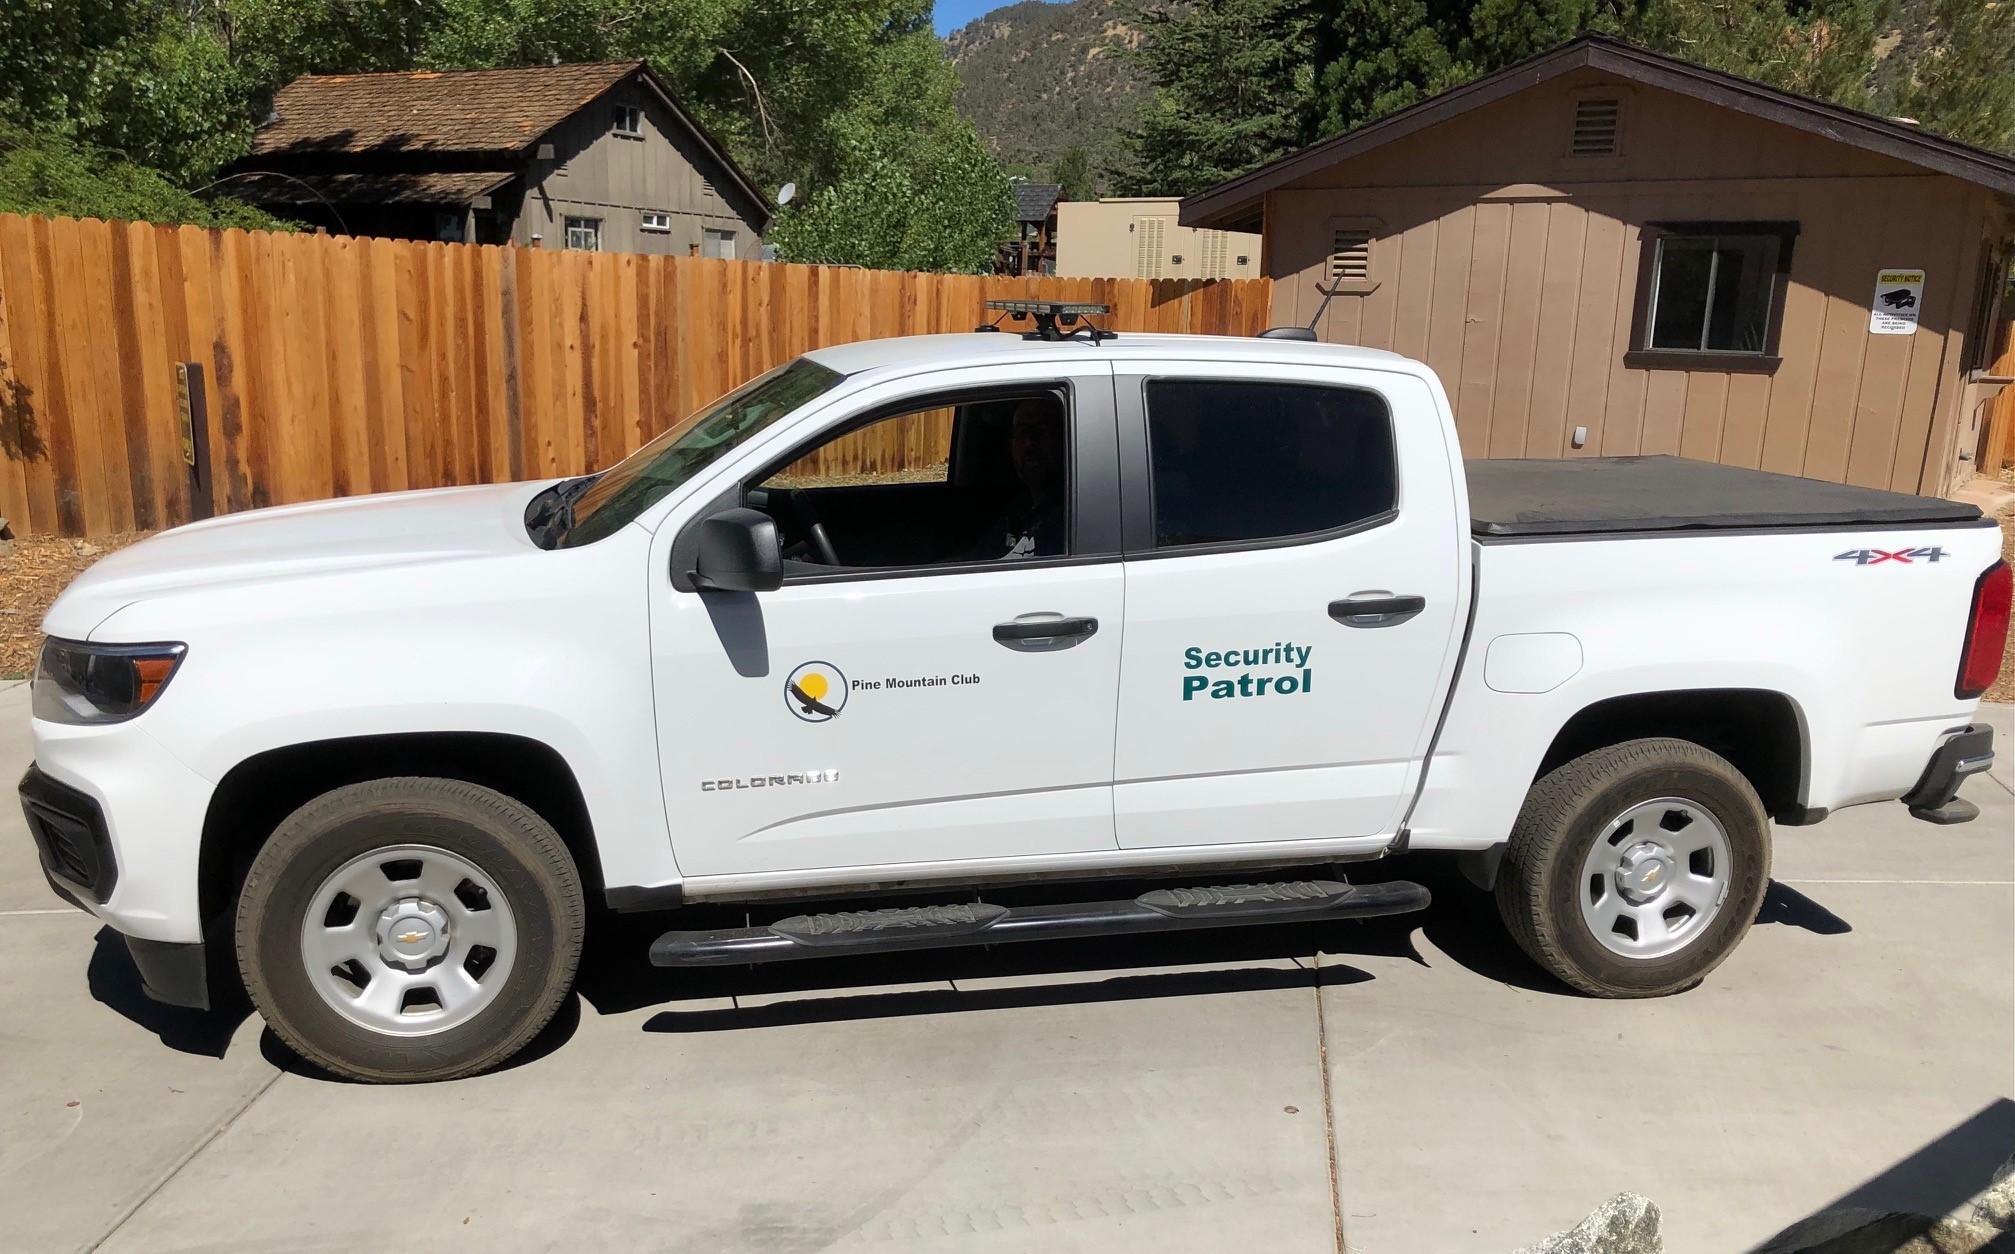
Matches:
[933,0,1069,36]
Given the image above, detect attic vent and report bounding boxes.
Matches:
[1571,97,1621,157]
[1329,229,1371,282]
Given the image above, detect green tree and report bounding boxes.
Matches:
[767,33,1012,272]
[1868,0,2015,152]
[1622,0,1879,106]
[1113,0,1318,198]
[1051,146,1095,201]
[0,123,289,229]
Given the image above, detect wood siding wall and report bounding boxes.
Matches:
[1267,69,2010,494]
[0,214,1271,536]
[513,77,763,257]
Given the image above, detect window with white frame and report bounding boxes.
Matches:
[702,228,736,260]
[641,211,671,233]
[613,105,643,137]
[564,216,601,251]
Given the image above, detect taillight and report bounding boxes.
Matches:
[1956,560,2012,700]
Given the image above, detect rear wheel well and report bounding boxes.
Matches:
[198,733,602,938]
[1535,689,1808,822]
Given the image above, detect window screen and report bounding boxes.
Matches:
[1145,380,1396,548]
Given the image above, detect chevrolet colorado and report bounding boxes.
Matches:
[22,307,2009,1082]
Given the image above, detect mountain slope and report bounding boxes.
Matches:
[945,0,1149,191]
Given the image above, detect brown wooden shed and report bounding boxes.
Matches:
[1182,35,2015,495]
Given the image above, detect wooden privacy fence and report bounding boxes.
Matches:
[0,213,1273,537]
[1983,321,2015,474]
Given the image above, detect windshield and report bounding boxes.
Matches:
[553,358,846,548]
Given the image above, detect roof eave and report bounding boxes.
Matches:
[1179,34,2015,229]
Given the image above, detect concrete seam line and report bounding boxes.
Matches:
[0,908,89,917]
[80,1068,282,1254]
[1313,951,1345,1254]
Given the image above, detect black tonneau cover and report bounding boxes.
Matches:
[1466,455,1981,538]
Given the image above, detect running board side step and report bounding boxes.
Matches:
[649,879,1431,967]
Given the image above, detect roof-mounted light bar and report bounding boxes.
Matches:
[977,299,1117,343]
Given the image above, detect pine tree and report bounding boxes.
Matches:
[1112,0,1318,198]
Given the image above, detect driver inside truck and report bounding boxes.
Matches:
[967,396,1066,560]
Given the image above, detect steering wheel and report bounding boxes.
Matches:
[796,494,844,566]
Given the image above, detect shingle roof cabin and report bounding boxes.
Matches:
[228,60,771,258]
[1014,183,1062,225]
[1178,34,2015,497]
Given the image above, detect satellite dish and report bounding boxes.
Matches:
[777,182,797,207]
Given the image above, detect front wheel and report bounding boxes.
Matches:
[1495,738,1771,997]
[235,778,585,1083]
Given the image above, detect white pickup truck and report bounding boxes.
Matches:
[23,304,2009,1082]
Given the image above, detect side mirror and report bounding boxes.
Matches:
[691,508,783,592]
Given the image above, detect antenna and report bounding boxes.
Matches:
[1258,277,1344,341]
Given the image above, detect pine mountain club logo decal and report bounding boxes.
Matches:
[785,661,849,722]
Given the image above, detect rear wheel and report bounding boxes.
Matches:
[1496,738,1770,997]
[235,777,584,1083]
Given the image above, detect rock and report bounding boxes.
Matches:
[70,540,101,557]
[1975,1166,2015,1229]
[1513,1192,1662,1254]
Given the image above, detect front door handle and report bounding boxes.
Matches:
[993,614,1099,649]
[1329,594,1425,627]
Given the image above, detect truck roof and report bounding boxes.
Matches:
[801,331,1414,378]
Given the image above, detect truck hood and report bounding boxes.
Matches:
[44,481,553,640]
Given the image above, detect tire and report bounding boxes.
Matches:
[1495,738,1771,998]
[235,777,585,1083]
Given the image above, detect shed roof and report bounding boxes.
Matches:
[225,169,516,207]
[250,61,644,157]
[1014,183,1061,223]
[1182,34,2015,230]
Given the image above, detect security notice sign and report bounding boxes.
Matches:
[1869,268,1925,334]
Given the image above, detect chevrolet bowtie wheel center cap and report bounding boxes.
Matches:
[1614,843,1675,905]
[375,897,452,971]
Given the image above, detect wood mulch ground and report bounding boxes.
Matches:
[1,510,2012,697]
[0,531,150,677]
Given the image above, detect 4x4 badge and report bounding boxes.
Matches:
[1835,547,1946,565]
[785,661,848,722]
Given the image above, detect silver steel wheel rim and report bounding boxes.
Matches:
[1577,797,1732,960]
[300,844,518,1037]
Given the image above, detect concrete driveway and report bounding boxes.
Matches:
[1,683,2008,1254]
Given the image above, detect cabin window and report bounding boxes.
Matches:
[703,228,737,260]
[640,211,672,233]
[563,217,601,251]
[613,105,643,137]
[1627,221,1797,370]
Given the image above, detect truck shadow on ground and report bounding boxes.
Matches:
[572,867,1855,1034]
[85,926,248,1059]
[89,872,1852,1078]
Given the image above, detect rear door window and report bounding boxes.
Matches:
[1144,380,1396,549]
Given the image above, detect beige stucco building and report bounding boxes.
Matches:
[1183,36,2015,494]
[1056,198,1263,281]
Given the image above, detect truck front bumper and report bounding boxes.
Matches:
[19,764,214,1009]
[1901,724,1995,825]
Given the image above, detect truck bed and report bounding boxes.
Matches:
[1466,455,1983,538]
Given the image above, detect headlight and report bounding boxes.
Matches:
[32,639,187,725]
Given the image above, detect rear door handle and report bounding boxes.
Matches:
[1329,594,1425,627]
[993,614,1099,649]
